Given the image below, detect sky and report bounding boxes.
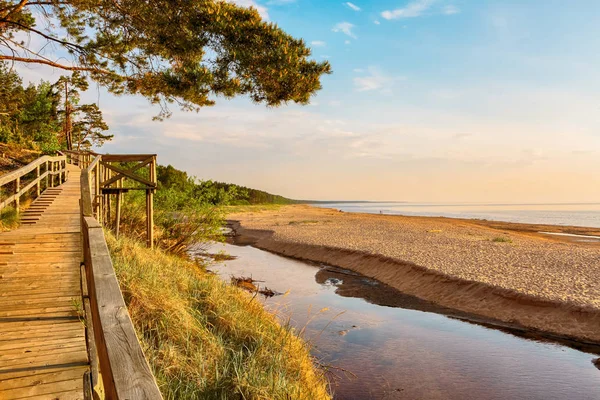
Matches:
[15,0,600,202]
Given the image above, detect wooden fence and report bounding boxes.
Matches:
[0,155,67,212]
[65,150,157,248]
[0,151,162,399]
[78,152,162,399]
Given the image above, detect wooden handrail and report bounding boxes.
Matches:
[0,155,67,212]
[77,153,162,399]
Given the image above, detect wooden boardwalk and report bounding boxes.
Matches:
[0,165,89,399]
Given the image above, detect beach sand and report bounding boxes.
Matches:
[228,205,600,343]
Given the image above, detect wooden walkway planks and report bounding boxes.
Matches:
[0,165,89,400]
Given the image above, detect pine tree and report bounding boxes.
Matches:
[0,1,331,119]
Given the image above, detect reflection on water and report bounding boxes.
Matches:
[202,243,600,400]
[317,202,600,228]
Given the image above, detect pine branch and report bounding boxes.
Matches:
[0,55,108,73]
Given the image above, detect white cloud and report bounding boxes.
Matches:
[311,40,326,47]
[374,20,381,25]
[381,0,434,20]
[332,22,357,38]
[345,2,361,11]
[229,0,269,20]
[345,40,351,45]
[353,68,364,72]
[353,66,404,93]
[443,5,459,15]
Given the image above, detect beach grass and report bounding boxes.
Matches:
[224,204,284,214]
[0,206,19,231]
[492,236,513,243]
[106,232,331,400]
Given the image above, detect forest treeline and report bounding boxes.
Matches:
[0,64,111,153]
[158,164,299,206]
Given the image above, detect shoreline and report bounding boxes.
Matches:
[312,205,600,240]
[227,205,600,344]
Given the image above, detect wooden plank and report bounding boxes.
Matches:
[100,154,156,162]
[102,155,153,187]
[102,162,156,188]
[84,218,162,399]
[0,375,84,399]
[0,366,88,391]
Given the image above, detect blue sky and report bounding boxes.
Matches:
[17,0,600,202]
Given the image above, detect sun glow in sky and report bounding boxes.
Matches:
[19,0,600,202]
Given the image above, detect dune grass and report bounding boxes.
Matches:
[224,204,284,214]
[0,206,19,231]
[106,233,331,400]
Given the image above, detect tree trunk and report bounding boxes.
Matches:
[64,81,73,150]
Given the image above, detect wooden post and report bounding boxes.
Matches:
[45,161,49,189]
[146,156,156,248]
[103,163,108,225]
[95,164,101,223]
[36,165,40,198]
[14,177,20,214]
[115,191,122,239]
[146,189,153,248]
[106,167,111,228]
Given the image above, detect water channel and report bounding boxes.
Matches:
[197,242,600,400]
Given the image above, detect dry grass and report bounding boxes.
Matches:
[224,204,283,214]
[0,206,19,231]
[106,233,331,400]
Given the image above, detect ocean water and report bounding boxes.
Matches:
[316,202,600,228]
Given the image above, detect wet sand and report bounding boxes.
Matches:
[228,205,600,344]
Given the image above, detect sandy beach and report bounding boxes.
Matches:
[229,205,600,343]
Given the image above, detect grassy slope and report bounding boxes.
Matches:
[107,233,330,400]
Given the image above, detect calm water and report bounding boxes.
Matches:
[316,202,600,228]
[202,243,600,400]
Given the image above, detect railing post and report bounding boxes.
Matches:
[95,163,101,224]
[14,177,20,214]
[36,165,40,198]
[146,156,156,248]
[45,161,49,188]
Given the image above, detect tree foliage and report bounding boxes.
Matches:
[52,71,111,149]
[0,0,331,119]
[118,164,297,253]
[0,63,109,152]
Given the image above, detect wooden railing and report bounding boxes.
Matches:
[0,151,162,399]
[79,154,162,399]
[0,155,67,212]
[66,150,157,248]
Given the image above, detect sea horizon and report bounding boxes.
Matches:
[313,201,600,229]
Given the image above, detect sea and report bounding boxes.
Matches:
[315,202,600,228]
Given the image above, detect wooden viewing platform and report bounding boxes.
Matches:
[0,153,162,400]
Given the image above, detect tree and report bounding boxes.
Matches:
[19,81,62,152]
[0,62,24,141]
[0,63,110,152]
[52,71,87,149]
[71,103,110,150]
[52,71,110,150]
[0,1,331,119]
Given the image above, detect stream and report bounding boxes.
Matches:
[196,242,600,400]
